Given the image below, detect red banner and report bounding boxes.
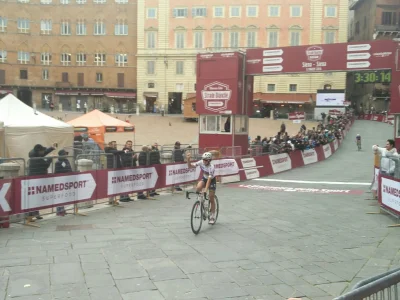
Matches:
[357,114,393,125]
[288,112,305,120]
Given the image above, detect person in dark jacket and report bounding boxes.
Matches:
[27,143,56,221]
[172,141,185,191]
[136,145,150,200]
[120,140,137,202]
[104,141,124,204]
[54,149,73,216]
[149,143,161,197]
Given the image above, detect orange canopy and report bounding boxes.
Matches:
[67,109,135,148]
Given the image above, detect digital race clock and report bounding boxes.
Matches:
[354,70,391,84]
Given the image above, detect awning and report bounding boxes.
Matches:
[143,92,158,98]
[0,89,12,95]
[253,92,313,104]
[55,90,105,96]
[105,92,136,99]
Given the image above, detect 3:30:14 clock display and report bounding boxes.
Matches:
[354,70,391,84]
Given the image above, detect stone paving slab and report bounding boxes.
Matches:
[0,121,399,300]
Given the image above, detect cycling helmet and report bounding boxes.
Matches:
[357,134,360,136]
[202,152,212,160]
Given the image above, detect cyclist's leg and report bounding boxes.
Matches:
[196,180,205,193]
[208,178,217,215]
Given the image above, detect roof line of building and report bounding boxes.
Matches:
[350,0,366,11]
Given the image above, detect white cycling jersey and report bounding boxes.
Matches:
[191,160,215,179]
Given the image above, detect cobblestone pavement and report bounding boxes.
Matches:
[1,121,399,300]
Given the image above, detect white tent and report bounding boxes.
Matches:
[0,94,74,171]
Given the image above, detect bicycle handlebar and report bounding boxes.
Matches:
[186,191,208,200]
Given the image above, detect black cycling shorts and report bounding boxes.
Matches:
[201,177,217,191]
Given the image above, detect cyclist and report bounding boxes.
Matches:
[187,152,217,224]
[356,134,361,150]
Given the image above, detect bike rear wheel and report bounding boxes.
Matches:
[191,200,203,235]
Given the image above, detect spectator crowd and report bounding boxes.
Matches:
[249,113,352,155]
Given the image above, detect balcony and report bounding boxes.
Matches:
[375,24,400,31]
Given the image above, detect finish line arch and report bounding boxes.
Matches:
[195,39,400,152]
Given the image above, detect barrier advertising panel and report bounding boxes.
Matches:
[165,163,200,186]
[301,149,318,165]
[380,176,400,215]
[323,144,332,159]
[269,153,292,173]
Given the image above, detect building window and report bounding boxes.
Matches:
[17,18,30,33]
[291,5,302,17]
[381,12,397,25]
[247,31,256,48]
[41,52,52,65]
[214,7,224,17]
[0,17,7,32]
[192,7,206,17]
[115,53,127,66]
[17,0,29,3]
[355,21,360,34]
[20,70,28,79]
[94,20,106,35]
[147,61,155,74]
[62,72,68,82]
[96,72,103,82]
[268,31,278,47]
[76,0,86,4]
[18,51,30,64]
[61,20,71,35]
[230,32,239,48]
[42,69,49,80]
[40,20,52,35]
[115,20,128,35]
[148,82,155,88]
[94,53,106,66]
[213,31,223,48]
[289,84,297,92]
[324,31,335,44]
[117,73,124,87]
[0,50,7,63]
[147,8,157,19]
[60,0,69,4]
[147,31,156,48]
[194,31,204,49]
[173,8,188,18]
[76,53,86,65]
[76,20,87,35]
[61,53,72,66]
[268,6,280,17]
[247,6,258,17]
[230,6,241,17]
[267,84,275,92]
[290,31,301,46]
[175,32,185,49]
[94,0,106,3]
[115,0,127,3]
[176,61,184,75]
[325,6,337,17]
[41,0,52,4]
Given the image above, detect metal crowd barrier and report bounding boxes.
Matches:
[334,267,400,300]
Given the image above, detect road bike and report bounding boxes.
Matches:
[357,140,362,151]
[186,191,219,235]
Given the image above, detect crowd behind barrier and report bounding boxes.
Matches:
[0,116,354,229]
[358,114,394,125]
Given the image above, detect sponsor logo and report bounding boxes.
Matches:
[168,168,196,176]
[28,180,89,195]
[201,81,232,112]
[373,52,392,58]
[383,184,400,197]
[244,169,260,179]
[241,158,256,168]
[200,54,213,59]
[221,53,234,57]
[234,184,363,195]
[214,161,235,169]
[0,183,11,212]
[382,178,400,212]
[306,46,324,61]
[272,157,289,165]
[303,151,315,158]
[247,59,261,64]
[111,173,153,184]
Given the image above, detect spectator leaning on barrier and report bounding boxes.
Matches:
[54,149,73,216]
[149,143,161,197]
[105,141,124,204]
[172,141,184,191]
[27,143,57,221]
[119,140,137,202]
[373,139,398,176]
[137,145,150,200]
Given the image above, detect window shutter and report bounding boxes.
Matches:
[192,8,196,17]
[77,73,84,86]
[62,72,68,82]
[184,9,188,17]
[0,70,5,85]
[204,8,207,17]
[117,73,124,88]
[173,8,177,17]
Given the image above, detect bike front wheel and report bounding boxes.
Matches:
[191,200,203,235]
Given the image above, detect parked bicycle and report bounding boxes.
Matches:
[186,191,219,235]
